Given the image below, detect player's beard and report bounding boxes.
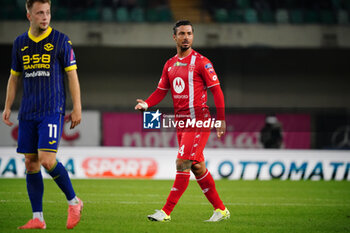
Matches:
[180,45,190,52]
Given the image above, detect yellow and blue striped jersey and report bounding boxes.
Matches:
[11,26,77,120]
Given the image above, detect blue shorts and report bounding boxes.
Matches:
[17,113,64,154]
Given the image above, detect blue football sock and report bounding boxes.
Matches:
[48,162,76,201]
[26,171,44,212]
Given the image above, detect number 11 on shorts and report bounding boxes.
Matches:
[48,124,57,138]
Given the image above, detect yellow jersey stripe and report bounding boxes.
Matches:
[38,148,57,153]
[64,64,77,72]
[10,69,21,76]
[17,152,38,155]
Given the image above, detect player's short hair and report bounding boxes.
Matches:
[173,20,194,35]
[26,0,51,12]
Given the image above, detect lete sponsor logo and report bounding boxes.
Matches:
[82,157,158,178]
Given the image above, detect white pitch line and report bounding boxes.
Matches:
[116,201,350,207]
[2,192,347,204]
[224,202,350,207]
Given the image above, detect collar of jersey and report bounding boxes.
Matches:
[177,49,194,60]
[28,26,52,43]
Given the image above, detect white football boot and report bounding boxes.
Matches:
[147,209,171,222]
[205,208,230,222]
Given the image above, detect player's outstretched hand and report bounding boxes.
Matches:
[69,109,81,129]
[216,120,226,139]
[135,99,148,111]
[2,109,14,126]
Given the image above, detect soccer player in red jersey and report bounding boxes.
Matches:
[135,20,230,222]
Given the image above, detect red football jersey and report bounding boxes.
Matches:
[158,50,220,120]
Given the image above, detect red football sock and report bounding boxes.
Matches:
[162,171,190,215]
[196,169,225,211]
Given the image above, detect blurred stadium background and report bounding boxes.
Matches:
[0,1,350,232]
[0,0,350,180]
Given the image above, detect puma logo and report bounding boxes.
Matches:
[21,46,29,51]
[48,140,57,145]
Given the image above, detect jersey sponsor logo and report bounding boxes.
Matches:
[21,46,29,51]
[173,94,188,99]
[189,64,195,72]
[174,61,187,67]
[24,64,50,70]
[23,54,51,70]
[44,43,54,51]
[24,71,50,78]
[205,63,212,69]
[173,77,185,94]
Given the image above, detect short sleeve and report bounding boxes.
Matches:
[199,58,220,88]
[10,39,22,76]
[157,60,170,90]
[59,36,77,72]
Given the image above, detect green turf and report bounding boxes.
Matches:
[0,179,349,233]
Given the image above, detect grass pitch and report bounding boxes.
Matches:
[0,179,349,233]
